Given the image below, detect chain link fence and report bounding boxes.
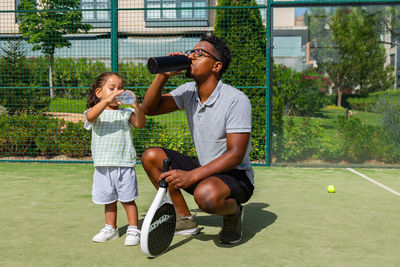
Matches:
[0,0,399,167]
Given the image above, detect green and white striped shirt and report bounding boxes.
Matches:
[84,108,137,167]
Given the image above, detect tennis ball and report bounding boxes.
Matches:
[327,185,336,193]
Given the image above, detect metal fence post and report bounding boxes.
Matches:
[266,1,272,166]
[110,0,118,72]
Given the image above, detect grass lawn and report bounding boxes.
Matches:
[283,107,383,140]
[1,163,400,266]
[49,98,87,113]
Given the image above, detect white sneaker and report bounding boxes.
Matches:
[92,225,119,243]
[124,227,140,246]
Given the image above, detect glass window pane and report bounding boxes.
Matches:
[147,3,161,19]
[82,3,94,20]
[181,2,193,19]
[96,2,109,20]
[163,3,176,19]
[194,2,206,19]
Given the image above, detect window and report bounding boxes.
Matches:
[81,0,110,27]
[145,0,209,27]
[390,54,395,66]
[397,48,400,69]
[391,35,396,48]
[397,75,400,88]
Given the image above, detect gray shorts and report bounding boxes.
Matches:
[92,166,138,204]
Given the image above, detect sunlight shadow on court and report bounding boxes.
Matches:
[119,218,145,236]
[192,202,277,246]
[166,236,195,253]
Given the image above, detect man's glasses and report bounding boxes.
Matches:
[185,49,221,62]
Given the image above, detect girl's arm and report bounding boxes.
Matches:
[86,90,122,122]
[129,101,146,128]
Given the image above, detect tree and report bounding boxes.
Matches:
[0,40,50,114]
[214,0,284,162]
[307,7,394,106]
[18,0,91,98]
[214,0,266,89]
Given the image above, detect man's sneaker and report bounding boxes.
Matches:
[219,204,244,244]
[124,227,140,246]
[175,214,201,235]
[92,224,119,243]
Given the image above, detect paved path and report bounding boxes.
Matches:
[45,112,84,123]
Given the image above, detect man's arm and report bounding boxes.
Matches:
[142,74,180,116]
[191,132,250,178]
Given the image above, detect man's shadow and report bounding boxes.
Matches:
[192,202,277,247]
[119,202,277,251]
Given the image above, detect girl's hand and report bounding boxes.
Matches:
[129,96,146,128]
[106,90,124,105]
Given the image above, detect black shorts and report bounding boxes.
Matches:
[161,148,254,203]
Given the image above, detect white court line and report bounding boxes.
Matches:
[346,168,400,197]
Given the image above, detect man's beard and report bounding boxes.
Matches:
[185,68,192,78]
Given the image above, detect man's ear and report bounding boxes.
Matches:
[212,61,223,73]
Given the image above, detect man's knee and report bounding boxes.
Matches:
[141,147,163,167]
[194,184,222,214]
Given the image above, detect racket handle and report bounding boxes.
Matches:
[160,158,172,188]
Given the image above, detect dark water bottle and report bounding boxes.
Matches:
[147,55,191,74]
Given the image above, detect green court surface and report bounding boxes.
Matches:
[1,163,400,266]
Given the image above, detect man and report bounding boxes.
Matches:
[141,34,254,244]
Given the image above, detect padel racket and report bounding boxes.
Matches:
[140,158,176,258]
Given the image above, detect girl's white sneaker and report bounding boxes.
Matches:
[124,228,140,246]
[92,225,119,242]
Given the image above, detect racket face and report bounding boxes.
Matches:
[146,203,176,257]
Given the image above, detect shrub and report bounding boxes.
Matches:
[0,113,40,156]
[375,95,400,159]
[59,121,91,158]
[324,105,345,110]
[334,115,399,163]
[271,85,285,161]
[279,117,324,162]
[318,141,344,163]
[0,105,7,115]
[347,89,400,112]
[274,65,330,117]
[133,118,195,159]
[34,117,64,157]
[346,97,377,112]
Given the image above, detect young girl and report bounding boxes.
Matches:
[84,72,145,246]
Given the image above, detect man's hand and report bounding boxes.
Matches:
[160,169,196,189]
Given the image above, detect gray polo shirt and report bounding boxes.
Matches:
[171,80,254,184]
